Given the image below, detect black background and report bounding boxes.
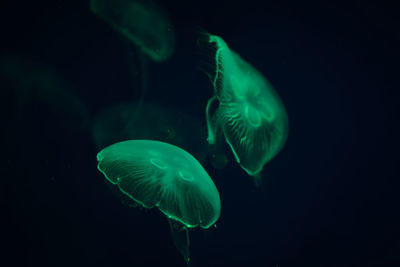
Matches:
[1,0,399,266]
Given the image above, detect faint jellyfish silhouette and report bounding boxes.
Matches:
[203,34,289,184]
[90,0,176,113]
[0,56,89,171]
[90,0,175,62]
[92,101,208,164]
[97,140,221,265]
[0,56,89,128]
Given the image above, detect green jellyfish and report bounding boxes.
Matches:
[204,34,289,181]
[90,0,175,62]
[97,140,221,264]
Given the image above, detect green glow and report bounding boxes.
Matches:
[205,95,229,169]
[205,95,218,144]
[150,158,168,169]
[97,140,221,262]
[90,0,175,61]
[178,171,195,181]
[205,34,289,177]
[243,103,262,127]
[168,219,190,264]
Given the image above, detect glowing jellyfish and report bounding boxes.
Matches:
[90,0,175,62]
[204,34,289,181]
[97,140,221,264]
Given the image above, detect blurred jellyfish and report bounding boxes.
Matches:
[90,0,175,62]
[0,56,88,127]
[97,140,221,264]
[203,34,289,182]
[0,56,89,170]
[92,101,208,163]
[90,0,176,125]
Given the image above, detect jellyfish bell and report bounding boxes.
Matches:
[217,65,289,175]
[204,34,289,178]
[96,140,221,228]
[90,0,175,62]
[97,140,221,264]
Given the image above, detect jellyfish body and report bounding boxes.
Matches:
[205,34,289,177]
[90,0,175,61]
[97,140,221,263]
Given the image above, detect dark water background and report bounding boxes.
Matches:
[1,0,399,266]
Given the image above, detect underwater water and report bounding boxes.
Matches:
[1,0,399,266]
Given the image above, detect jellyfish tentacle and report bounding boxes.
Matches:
[205,96,218,144]
[206,98,229,169]
[252,172,263,188]
[168,219,190,264]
